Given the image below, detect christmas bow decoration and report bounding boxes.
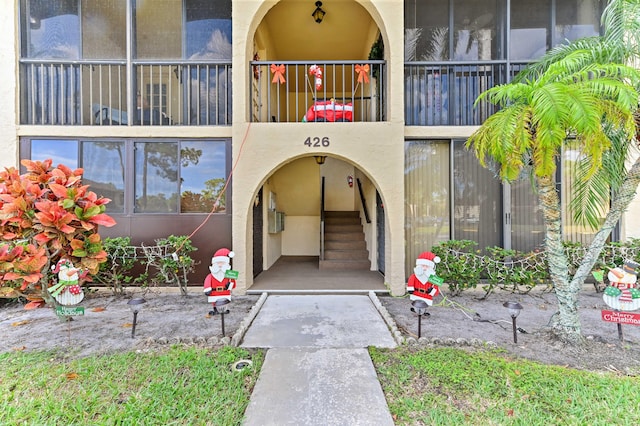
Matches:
[355,64,370,84]
[270,64,286,84]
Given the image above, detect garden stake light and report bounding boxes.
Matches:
[215,298,231,336]
[127,298,147,338]
[503,301,523,343]
[410,299,429,338]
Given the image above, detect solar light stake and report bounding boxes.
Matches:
[215,298,230,336]
[503,301,523,343]
[411,300,429,338]
[127,298,147,339]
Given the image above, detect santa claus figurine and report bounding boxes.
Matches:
[407,251,441,306]
[603,261,640,311]
[203,248,237,315]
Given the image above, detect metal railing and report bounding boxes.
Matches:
[404,61,532,126]
[19,59,232,126]
[250,60,386,123]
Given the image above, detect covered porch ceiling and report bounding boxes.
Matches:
[261,0,380,60]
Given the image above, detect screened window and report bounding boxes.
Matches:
[405,141,451,273]
[555,0,603,43]
[405,139,547,276]
[21,0,126,59]
[404,0,503,61]
[453,140,502,250]
[135,0,231,60]
[510,0,551,60]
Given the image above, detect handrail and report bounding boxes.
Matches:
[320,176,325,261]
[356,178,370,224]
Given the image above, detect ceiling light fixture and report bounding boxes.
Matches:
[312,1,326,24]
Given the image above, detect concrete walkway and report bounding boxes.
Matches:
[241,294,396,426]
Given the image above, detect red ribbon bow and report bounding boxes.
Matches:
[355,64,370,84]
[270,64,286,84]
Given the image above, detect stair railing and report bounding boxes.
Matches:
[320,176,325,260]
[356,178,371,224]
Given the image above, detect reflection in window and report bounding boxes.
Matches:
[555,0,603,44]
[510,0,550,60]
[452,0,500,60]
[31,139,78,168]
[180,141,227,213]
[135,142,179,213]
[82,142,125,213]
[22,0,80,59]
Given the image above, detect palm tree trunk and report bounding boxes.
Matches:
[569,154,640,301]
[536,174,584,344]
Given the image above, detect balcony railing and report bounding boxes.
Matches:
[404,61,532,126]
[19,59,232,126]
[250,60,386,123]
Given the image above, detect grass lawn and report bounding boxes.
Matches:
[0,346,263,425]
[2,345,639,425]
[371,346,640,425]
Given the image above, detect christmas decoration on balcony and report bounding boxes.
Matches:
[308,65,323,91]
[270,64,286,84]
[355,64,370,84]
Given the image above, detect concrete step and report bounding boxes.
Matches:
[323,249,369,260]
[325,223,363,233]
[325,216,361,225]
[324,211,359,218]
[319,259,371,270]
[324,231,365,241]
[325,240,367,250]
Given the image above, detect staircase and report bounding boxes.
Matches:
[320,211,370,270]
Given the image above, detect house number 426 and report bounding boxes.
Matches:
[304,137,330,147]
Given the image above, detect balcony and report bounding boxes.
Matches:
[19,59,232,126]
[404,61,530,126]
[249,60,385,123]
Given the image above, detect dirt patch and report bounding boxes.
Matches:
[380,288,640,375]
[1,287,639,374]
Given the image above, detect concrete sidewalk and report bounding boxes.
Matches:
[241,294,397,426]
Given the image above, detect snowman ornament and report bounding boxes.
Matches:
[603,261,640,311]
[49,258,85,306]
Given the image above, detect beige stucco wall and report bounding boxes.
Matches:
[232,1,407,296]
[0,2,18,169]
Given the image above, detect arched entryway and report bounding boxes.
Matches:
[249,155,386,293]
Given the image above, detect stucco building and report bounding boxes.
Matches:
[3,0,639,295]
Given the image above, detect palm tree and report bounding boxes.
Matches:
[467,47,640,343]
[467,0,640,344]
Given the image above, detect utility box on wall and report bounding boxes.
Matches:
[268,210,285,233]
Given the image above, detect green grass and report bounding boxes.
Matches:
[0,346,263,425]
[3,345,639,425]
[370,346,640,426]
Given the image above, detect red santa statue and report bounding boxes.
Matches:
[603,260,640,311]
[203,248,237,315]
[407,251,441,306]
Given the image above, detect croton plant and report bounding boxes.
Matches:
[0,159,116,308]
